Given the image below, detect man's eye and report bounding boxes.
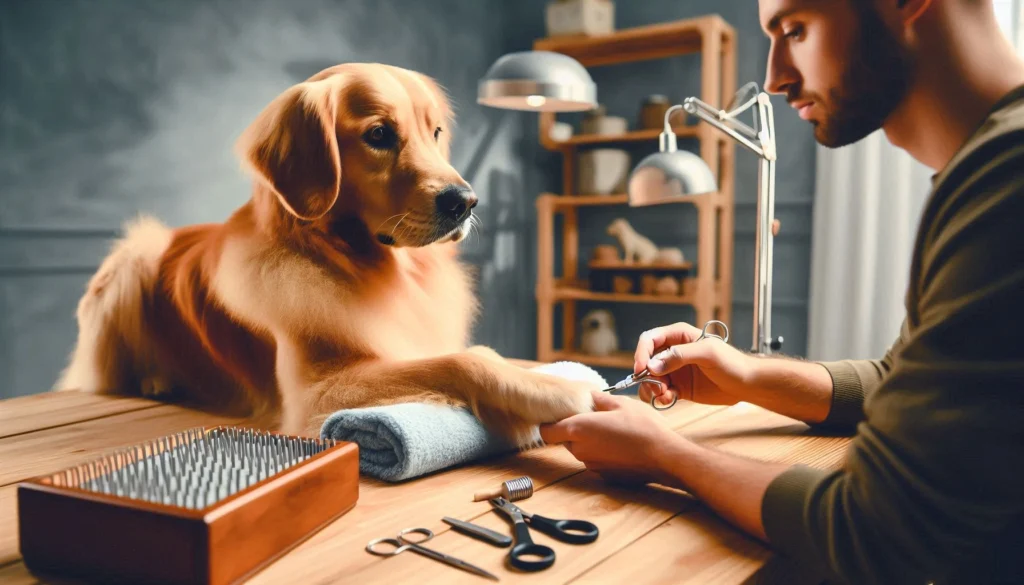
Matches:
[783,24,804,39]
[363,124,398,150]
[434,127,442,141]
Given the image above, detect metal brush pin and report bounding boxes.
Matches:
[52,427,339,510]
[472,475,534,502]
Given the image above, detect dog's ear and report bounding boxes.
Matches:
[236,78,342,221]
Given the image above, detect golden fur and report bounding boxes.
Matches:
[54,63,598,445]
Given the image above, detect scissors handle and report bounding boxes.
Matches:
[527,514,600,544]
[509,520,556,572]
[365,527,433,556]
[650,392,678,411]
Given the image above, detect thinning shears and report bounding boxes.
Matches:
[488,497,599,572]
[603,320,730,411]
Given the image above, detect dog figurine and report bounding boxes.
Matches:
[580,310,618,357]
[606,218,659,264]
[54,62,599,446]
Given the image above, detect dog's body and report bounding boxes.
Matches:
[55,63,597,444]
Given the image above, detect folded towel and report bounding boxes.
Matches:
[319,361,607,482]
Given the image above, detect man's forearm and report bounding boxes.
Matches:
[655,434,792,542]
[739,356,835,425]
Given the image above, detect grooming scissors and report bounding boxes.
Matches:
[488,497,599,572]
[603,320,730,411]
[366,527,499,581]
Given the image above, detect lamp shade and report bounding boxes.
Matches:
[627,150,717,207]
[477,51,597,112]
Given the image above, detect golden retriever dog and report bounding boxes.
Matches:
[53,62,598,445]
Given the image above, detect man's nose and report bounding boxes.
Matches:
[764,44,796,96]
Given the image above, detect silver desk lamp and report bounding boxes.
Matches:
[477,50,597,112]
[628,82,783,355]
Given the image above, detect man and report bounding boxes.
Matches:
[539,0,1024,583]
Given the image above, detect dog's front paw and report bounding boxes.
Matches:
[473,373,598,449]
[522,372,599,424]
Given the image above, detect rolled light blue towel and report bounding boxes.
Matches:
[319,361,607,482]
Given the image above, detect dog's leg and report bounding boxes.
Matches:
[281,350,600,447]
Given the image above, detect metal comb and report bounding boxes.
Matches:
[51,427,338,510]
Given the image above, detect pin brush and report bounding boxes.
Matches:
[473,475,534,502]
[52,427,339,510]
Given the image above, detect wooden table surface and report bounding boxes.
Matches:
[0,375,850,585]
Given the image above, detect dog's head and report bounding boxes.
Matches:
[235,63,476,247]
[583,309,614,331]
[606,218,629,237]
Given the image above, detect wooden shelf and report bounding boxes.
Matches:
[553,285,694,305]
[589,261,694,271]
[549,350,635,370]
[551,125,698,148]
[532,14,735,370]
[534,15,731,68]
[538,192,715,208]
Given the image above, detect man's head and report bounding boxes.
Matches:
[759,0,918,147]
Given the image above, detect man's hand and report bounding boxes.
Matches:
[633,321,835,424]
[633,322,757,407]
[541,390,792,543]
[539,391,686,487]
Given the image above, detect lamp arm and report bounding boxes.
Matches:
[683,98,765,158]
[752,93,781,355]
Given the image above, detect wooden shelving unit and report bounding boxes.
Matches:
[533,15,736,370]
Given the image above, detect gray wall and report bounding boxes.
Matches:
[0,0,815,398]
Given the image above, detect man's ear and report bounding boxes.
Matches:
[236,79,342,221]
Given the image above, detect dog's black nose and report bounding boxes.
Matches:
[436,186,478,222]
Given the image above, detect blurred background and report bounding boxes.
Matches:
[1,0,1021,399]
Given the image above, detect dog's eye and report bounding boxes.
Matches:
[434,127,442,141]
[363,124,398,150]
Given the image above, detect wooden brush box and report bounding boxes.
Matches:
[17,426,359,585]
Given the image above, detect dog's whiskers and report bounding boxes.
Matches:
[374,212,410,235]
[388,213,410,239]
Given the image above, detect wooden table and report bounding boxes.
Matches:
[0,380,850,585]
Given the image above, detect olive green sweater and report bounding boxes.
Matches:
[761,84,1024,585]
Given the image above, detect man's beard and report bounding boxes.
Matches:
[800,6,914,147]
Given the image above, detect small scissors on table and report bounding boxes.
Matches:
[366,527,499,581]
[603,320,730,411]
[489,497,599,572]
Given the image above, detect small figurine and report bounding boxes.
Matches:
[591,245,619,264]
[606,218,659,264]
[612,275,633,294]
[654,276,680,296]
[640,274,658,295]
[580,309,618,357]
[655,247,685,265]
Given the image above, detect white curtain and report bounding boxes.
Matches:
[806,0,1023,361]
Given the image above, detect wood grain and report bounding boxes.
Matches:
[569,404,851,585]
[0,488,17,565]
[0,391,159,439]
[0,562,37,585]
[241,401,724,585]
[681,403,850,470]
[569,509,769,585]
[346,467,704,584]
[533,15,732,67]
[0,405,244,486]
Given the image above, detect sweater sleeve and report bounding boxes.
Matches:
[761,133,1024,585]
[813,320,910,431]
